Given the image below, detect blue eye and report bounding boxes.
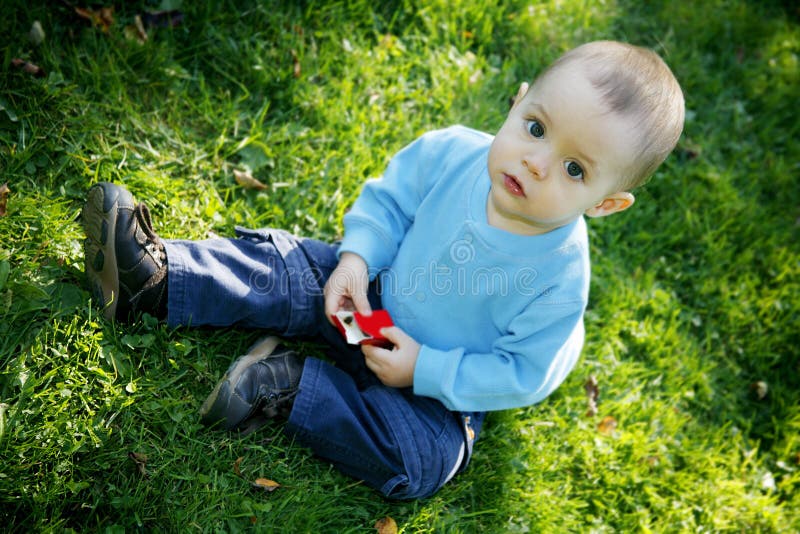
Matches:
[564,161,584,180]
[527,120,545,138]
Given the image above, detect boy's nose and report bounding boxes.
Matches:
[522,152,549,180]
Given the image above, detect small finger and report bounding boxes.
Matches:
[378,326,405,345]
[323,294,341,324]
[364,344,392,362]
[352,293,372,316]
[363,351,381,373]
[361,344,379,359]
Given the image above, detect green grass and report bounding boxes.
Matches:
[1,0,798,531]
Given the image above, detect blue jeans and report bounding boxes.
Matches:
[163,227,484,499]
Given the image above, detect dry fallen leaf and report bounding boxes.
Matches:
[290,49,301,78]
[468,69,482,85]
[233,456,244,477]
[29,21,45,45]
[11,59,45,78]
[380,34,397,49]
[75,6,115,33]
[374,516,398,534]
[750,381,768,400]
[124,15,148,44]
[233,169,268,190]
[0,184,10,217]
[251,478,281,492]
[597,415,618,435]
[134,15,147,40]
[584,375,599,417]
[128,451,148,476]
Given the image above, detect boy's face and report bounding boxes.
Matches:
[487,61,638,235]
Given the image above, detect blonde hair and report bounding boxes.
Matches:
[539,41,685,190]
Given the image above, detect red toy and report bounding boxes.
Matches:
[333,310,394,348]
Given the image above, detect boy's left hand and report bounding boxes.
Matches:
[361,326,420,388]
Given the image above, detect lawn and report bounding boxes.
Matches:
[1,0,798,531]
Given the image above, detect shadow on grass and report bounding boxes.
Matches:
[603,0,799,466]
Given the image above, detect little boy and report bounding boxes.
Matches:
[82,41,684,499]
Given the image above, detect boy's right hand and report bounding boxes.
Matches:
[324,252,372,325]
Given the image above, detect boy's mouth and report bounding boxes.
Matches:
[502,173,526,197]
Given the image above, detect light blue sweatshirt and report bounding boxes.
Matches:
[338,126,589,411]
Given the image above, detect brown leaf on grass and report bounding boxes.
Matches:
[0,184,10,217]
[251,478,281,492]
[11,59,45,78]
[235,457,282,492]
[468,69,482,85]
[380,34,397,49]
[128,451,149,476]
[75,6,114,33]
[584,375,599,417]
[233,169,268,190]
[29,21,45,45]
[134,15,147,40]
[290,49,301,78]
[750,380,768,400]
[597,415,618,435]
[374,516,398,534]
[124,15,148,44]
[645,455,661,468]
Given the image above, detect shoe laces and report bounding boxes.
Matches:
[130,203,167,301]
[134,203,166,266]
[260,390,298,419]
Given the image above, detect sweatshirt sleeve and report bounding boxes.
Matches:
[413,300,585,411]
[337,128,456,275]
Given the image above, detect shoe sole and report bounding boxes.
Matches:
[82,183,133,321]
[199,336,282,430]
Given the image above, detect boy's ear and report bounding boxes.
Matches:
[584,191,635,218]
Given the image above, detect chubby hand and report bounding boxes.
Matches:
[324,252,372,324]
[361,326,420,388]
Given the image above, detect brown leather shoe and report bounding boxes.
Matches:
[82,182,167,321]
